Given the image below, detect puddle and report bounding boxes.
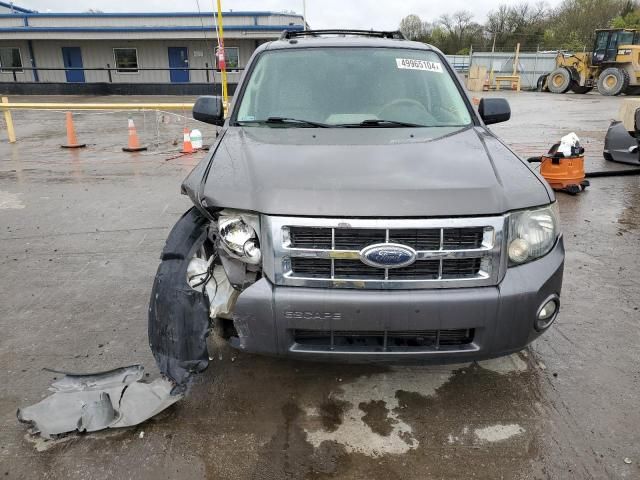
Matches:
[300,354,531,458]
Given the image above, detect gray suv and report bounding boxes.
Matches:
[149,30,563,386]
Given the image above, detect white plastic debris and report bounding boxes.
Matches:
[190,129,203,150]
[558,132,580,157]
[17,366,181,439]
[624,457,632,464]
[187,258,238,319]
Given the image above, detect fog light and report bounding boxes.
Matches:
[535,296,559,331]
[508,238,530,264]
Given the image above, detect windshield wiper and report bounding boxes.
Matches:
[340,119,427,128]
[237,117,332,128]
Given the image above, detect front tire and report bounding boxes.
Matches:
[597,68,629,96]
[548,68,572,93]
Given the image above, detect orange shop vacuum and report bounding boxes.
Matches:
[527,142,589,195]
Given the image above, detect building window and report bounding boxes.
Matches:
[113,48,139,73]
[217,47,239,69]
[0,47,23,73]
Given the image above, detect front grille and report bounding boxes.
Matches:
[292,258,454,280]
[442,258,482,278]
[290,258,332,277]
[293,328,475,352]
[268,216,504,290]
[387,260,440,279]
[389,228,440,250]
[443,227,485,249]
[333,259,384,279]
[288,226,486,251]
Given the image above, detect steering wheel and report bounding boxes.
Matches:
[377,98,428,117]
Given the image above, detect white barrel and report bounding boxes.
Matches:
[190,129,203,149]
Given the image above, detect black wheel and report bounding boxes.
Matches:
[603,151,614,161]
[597,68,629,96]
[537,74,549,92]
[548,68,572,93]
[571,83,593,94]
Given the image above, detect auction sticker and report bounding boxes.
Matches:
[396,58,443,73]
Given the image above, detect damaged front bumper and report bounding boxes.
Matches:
[230,239,565,363]
[604,121,640,165]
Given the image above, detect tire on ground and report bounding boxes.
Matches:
[570,83,593,94]
[537,74,549,92]
[597,67,630,96]
[547,68,572,93]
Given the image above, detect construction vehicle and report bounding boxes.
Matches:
[542,28,640,96]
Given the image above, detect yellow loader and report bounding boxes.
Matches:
[542,28,640,96]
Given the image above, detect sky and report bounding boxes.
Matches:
[20,0,563,30]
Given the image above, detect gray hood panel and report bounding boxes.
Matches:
[183,126,550,217]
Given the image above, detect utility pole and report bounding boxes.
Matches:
[303,0,307,30]
[215,0,229,117]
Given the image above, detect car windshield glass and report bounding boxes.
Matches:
[235,47,472,127]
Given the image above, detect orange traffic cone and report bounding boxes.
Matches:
[483,73,490,91]
[122,117,147,152]
[181,127,193,154]
[61,111,86,149]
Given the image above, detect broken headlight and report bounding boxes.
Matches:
[507,203,559,266]
[217,212,261,265]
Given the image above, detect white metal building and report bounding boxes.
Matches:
[0,2,304,94]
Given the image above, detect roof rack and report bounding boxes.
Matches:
[279,29,406,40]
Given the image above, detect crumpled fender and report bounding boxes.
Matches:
[148,207,212,389]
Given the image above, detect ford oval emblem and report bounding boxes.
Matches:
[360,243,417,269]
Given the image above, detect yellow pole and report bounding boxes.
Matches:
[216,0,229,117]
[2,97,16,143]
[0,102,193,110]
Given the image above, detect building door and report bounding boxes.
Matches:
[168,47,189,83]
[62,47,85,83]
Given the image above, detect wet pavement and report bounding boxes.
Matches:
[0,92,639,479]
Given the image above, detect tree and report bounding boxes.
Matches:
[548,0,629,48]
[399,14,428,41]
[438,10,480,53]
[611,0,640,26]
[486,2,549,51]
[399,0,633,54]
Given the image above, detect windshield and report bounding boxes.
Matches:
[235,47,472,127]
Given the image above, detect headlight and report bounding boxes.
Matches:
[217,212,261,265]
[507,203,559,265]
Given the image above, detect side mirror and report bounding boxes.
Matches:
[193,96,224,126]
[478,98,511,125]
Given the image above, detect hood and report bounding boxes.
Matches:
[183,126,551,217]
